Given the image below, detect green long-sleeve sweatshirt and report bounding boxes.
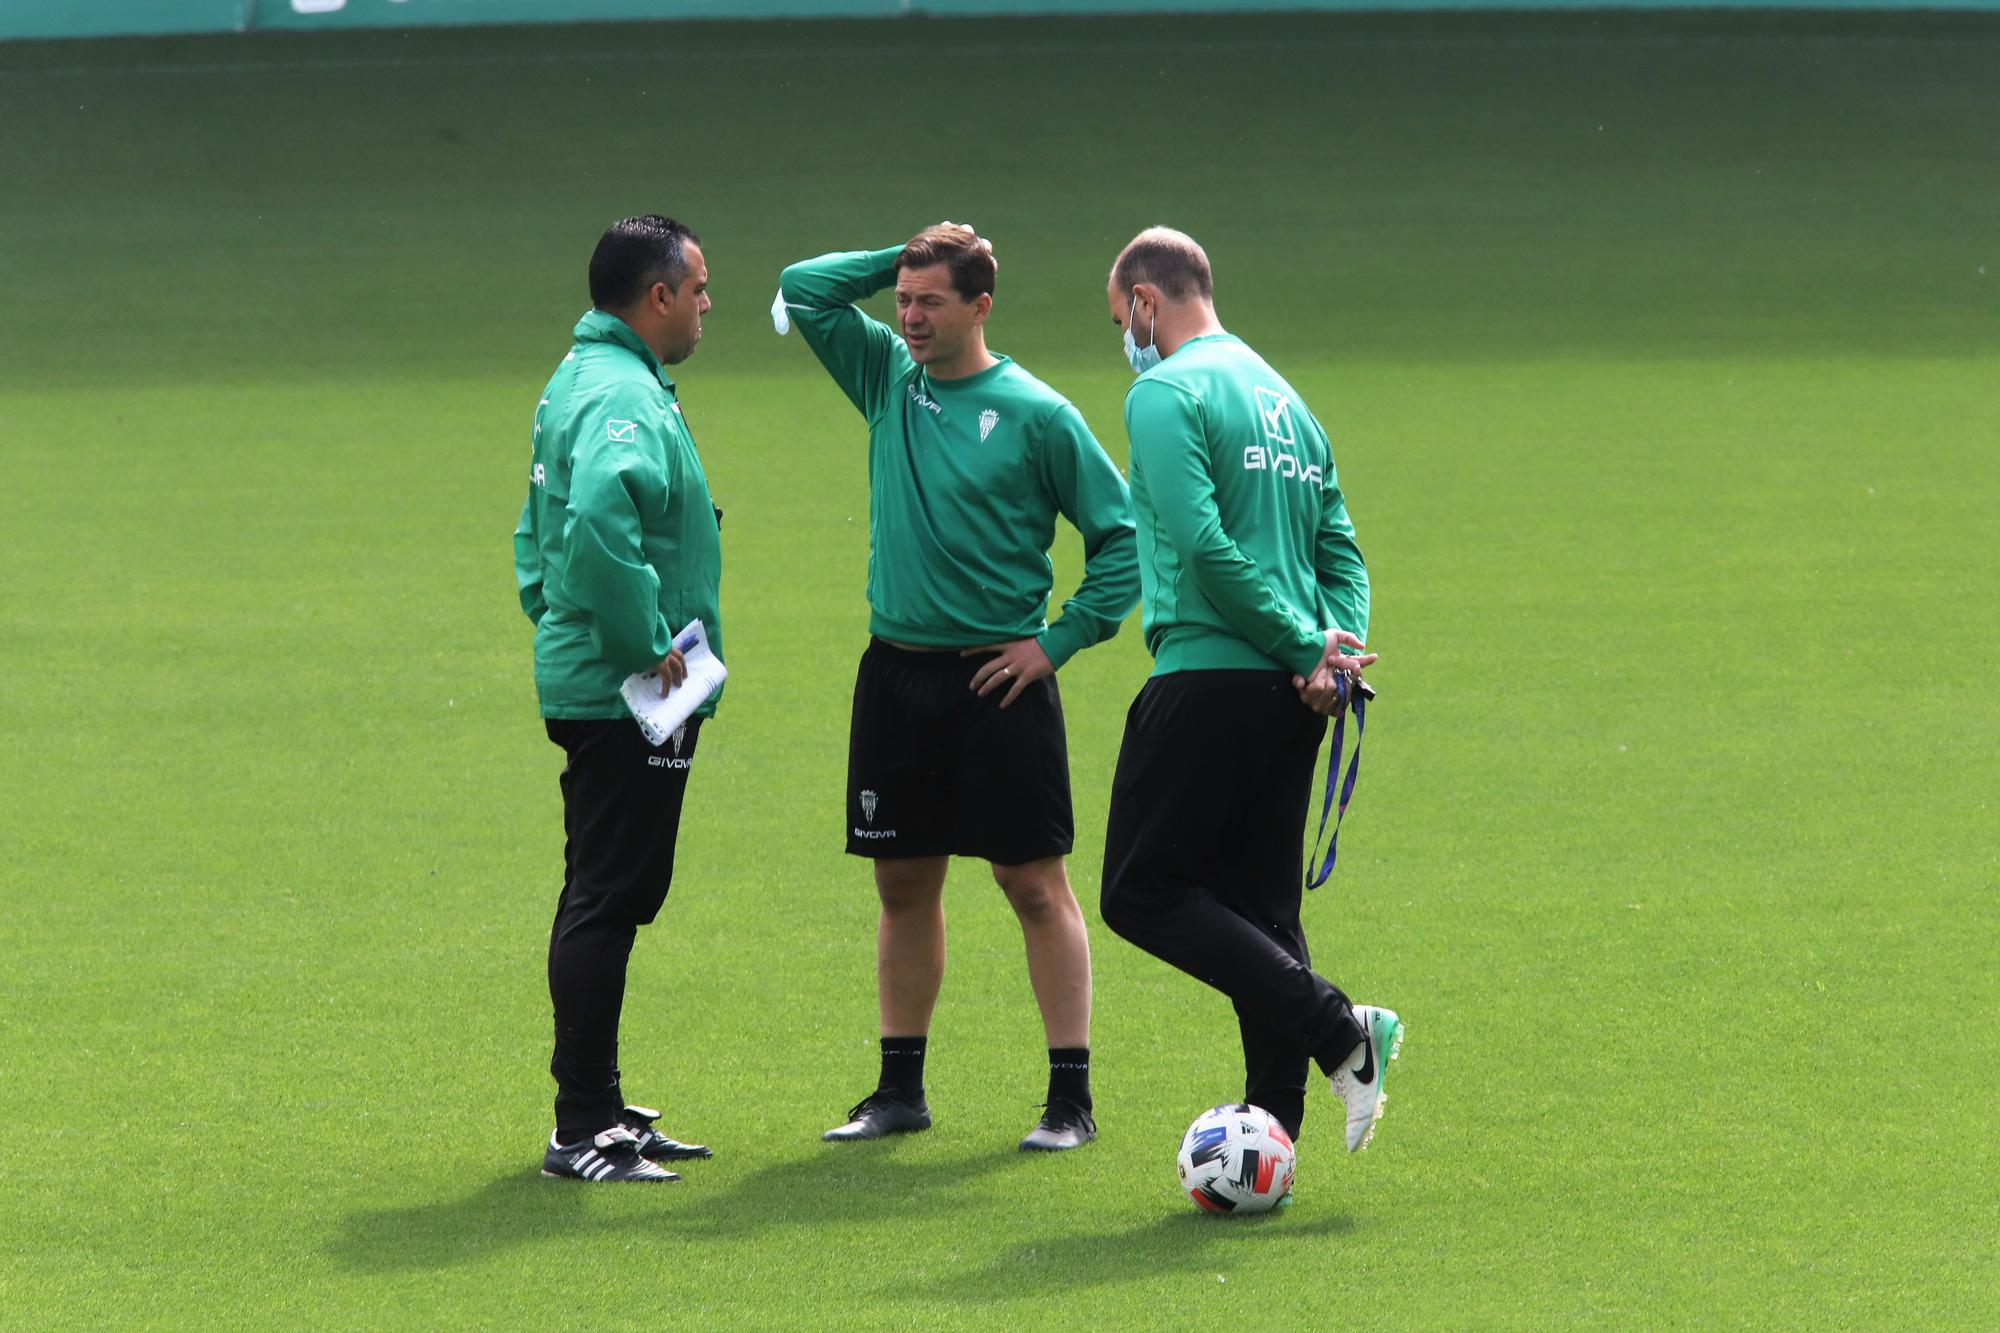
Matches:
[775,247,1138,667]
[1123,333,1368,678]
[513,309,724,720]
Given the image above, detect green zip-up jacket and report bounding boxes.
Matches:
[513,309,724,720]
[775,247,1138,667]
[1123,333,1367,678]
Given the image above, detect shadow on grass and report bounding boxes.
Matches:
[325,1136,1031,1273]
[909,1208,1357,1303]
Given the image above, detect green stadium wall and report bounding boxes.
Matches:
[4,0,1994,42]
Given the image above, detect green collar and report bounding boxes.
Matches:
[922,354,1014,391]
[572,309,675,391]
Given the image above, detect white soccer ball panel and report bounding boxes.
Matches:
[1176,1103,1296,1215]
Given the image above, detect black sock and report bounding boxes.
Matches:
[877,1036,927,1099]
[1048,1047,1091,1111]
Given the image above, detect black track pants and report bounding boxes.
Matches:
[1100,671,1362,1140]
[543,716,701,1143]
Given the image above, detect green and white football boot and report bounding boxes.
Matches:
[1328,1005,1404,1152]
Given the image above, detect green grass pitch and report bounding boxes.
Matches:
[1,10,1995,1328]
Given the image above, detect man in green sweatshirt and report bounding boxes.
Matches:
[1098,226,1405,1156]
[774,224,1139,1151]
[513,215,722,1184]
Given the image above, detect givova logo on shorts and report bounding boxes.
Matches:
[1244,385,1322,486]
[855,788,896,839]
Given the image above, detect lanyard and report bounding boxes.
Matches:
[1305,675,1371,891]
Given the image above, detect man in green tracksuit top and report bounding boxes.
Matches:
[1098,227,1406,1156]
[774,223,1139,1151]
[513,215,721,1184]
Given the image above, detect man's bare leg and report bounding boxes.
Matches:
[876,855,951,1037]
[992,856,1090,1047]
[823,855,950,1142]
[995,856,1097,1150]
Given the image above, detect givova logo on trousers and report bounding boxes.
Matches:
[1244,385,1321,486]
[647,731,692,770]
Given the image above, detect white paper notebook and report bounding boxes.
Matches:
[620,619,727,747]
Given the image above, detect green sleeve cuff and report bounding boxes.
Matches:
[1282,631,1325,678]
[1039,620,1086,673]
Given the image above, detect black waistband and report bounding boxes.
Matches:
[869,636,993,669]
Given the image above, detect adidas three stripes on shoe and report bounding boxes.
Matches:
[542,1124,681,1182]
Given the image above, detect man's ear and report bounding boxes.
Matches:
[650,280,673,312]
[971,293,993,323]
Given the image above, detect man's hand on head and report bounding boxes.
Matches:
[937,221,991,259]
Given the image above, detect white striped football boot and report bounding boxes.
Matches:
[620,1106,712,1161]
[542,1123,681,1183]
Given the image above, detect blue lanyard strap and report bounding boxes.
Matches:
[1305,675,1371,891]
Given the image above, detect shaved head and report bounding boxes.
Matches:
[1111,226,1214,303]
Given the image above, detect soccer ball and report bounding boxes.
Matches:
[1176,1103,1296,1215]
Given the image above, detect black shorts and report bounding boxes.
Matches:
[846,637,1074,864]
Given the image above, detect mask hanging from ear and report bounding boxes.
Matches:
[1123,289,1161,376]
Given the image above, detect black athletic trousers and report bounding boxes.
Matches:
[1100,670,1362,1140]
[544,716,701,1143]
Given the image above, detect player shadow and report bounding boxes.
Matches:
[910,1208,1357,1304]
[325,1137,1032,1274]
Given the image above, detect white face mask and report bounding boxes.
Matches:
[1123,289,1160,375]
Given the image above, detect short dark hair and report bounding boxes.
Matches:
[589,214,701,311]
[897,224,997,302]
[1112,227,1213,303]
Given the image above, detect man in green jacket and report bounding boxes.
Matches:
[775,224,1139,1152]
[513,215,721,1183]
[1099,227,1405,1156]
